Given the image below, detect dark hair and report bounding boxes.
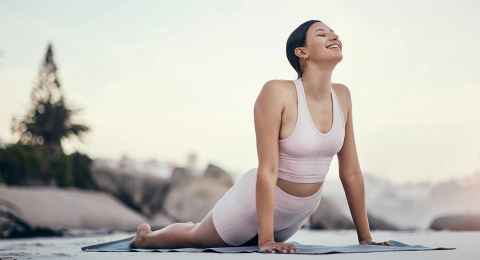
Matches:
[286,20,321,79]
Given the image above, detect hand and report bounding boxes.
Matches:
[359,239,392,246]
[259,241,297,254]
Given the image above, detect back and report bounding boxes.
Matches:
[253,80,287,176]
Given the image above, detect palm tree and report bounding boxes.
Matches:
[11,42,90,154]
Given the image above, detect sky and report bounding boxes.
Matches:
[1,0,479,184]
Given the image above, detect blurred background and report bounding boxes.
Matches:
[0,0,479,248]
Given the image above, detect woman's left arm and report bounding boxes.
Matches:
[336,84,375,244]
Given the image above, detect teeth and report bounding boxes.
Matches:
[327,44,339,49]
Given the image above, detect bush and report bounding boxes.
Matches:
[0,143,96,190]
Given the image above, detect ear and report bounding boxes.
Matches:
[294,47,308,60]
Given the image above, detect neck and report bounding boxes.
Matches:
[300,67,334,100]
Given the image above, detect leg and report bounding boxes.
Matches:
[189,210,230,248]
[130,221,197,249]
[130,210,228,249]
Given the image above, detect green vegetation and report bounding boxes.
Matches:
[11,43,89,154]
[0,43,95,189]
[0,144,96,189]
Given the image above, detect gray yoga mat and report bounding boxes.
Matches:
[81,235,455,254]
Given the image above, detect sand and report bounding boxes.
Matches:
[0,229,476,260]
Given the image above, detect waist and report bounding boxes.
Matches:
[276,177,323,198]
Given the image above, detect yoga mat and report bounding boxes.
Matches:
[81,235,455,254]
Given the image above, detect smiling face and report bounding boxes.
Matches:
[295,21,343,71]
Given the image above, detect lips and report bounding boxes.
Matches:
[326,42,342,50]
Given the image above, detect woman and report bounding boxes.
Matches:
[129,19,392,253]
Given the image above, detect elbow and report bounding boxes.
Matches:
[256,166,278,186]
[340,170,363,183]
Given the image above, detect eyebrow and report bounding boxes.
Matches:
[315,28,335,33]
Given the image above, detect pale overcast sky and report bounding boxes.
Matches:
[1,0,479,184]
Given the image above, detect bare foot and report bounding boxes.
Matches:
[129,223,152,248]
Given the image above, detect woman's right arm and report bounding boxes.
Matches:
[253,80,284,246]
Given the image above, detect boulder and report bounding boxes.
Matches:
[0,186,146,234]
[203,163,234,187]
[308,196,355,229]
[169,166,195,187]
[0,204,63,238]
[367,213,401,230]
[149,212,175,230]
[91,165,170,217]
[163,177,230,222]
[429,214,480,231]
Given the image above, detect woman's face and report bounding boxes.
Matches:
[297,21,343,67]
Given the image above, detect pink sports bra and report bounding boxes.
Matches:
[278,78,346,183]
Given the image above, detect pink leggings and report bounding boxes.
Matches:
[210,167,323,246]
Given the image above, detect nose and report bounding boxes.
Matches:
[328,32,341,46]
[329,31,339,40]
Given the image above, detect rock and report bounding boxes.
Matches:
[429,214,480,231]
[91,164,170,217]
[367,213,401,230]
[203,163,234,187]
[0,186,146,234]
[308,196,355,229]
[170,166,195,187]
[163,177,230,222]
[308,197,402,230]
[0,204,63,238]
[149,212,175,230]
[90,160,236,225]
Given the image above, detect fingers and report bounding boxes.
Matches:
[272,247,295,253]
[281,243,296,253]
[260,243,297,254]
[369,240,391,246]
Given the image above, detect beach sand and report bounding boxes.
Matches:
[0,229,476,259]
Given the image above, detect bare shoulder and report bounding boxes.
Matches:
[256,79,294,103]
[261,79,294,95]
[332,83,351,121]
[333,83,352,106]
[333,83,351,98]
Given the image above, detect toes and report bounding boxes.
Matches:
[137,223,151,235]
[132,223,152,248]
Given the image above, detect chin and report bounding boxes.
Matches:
[335,55,343,63]
[323,54,343,64]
